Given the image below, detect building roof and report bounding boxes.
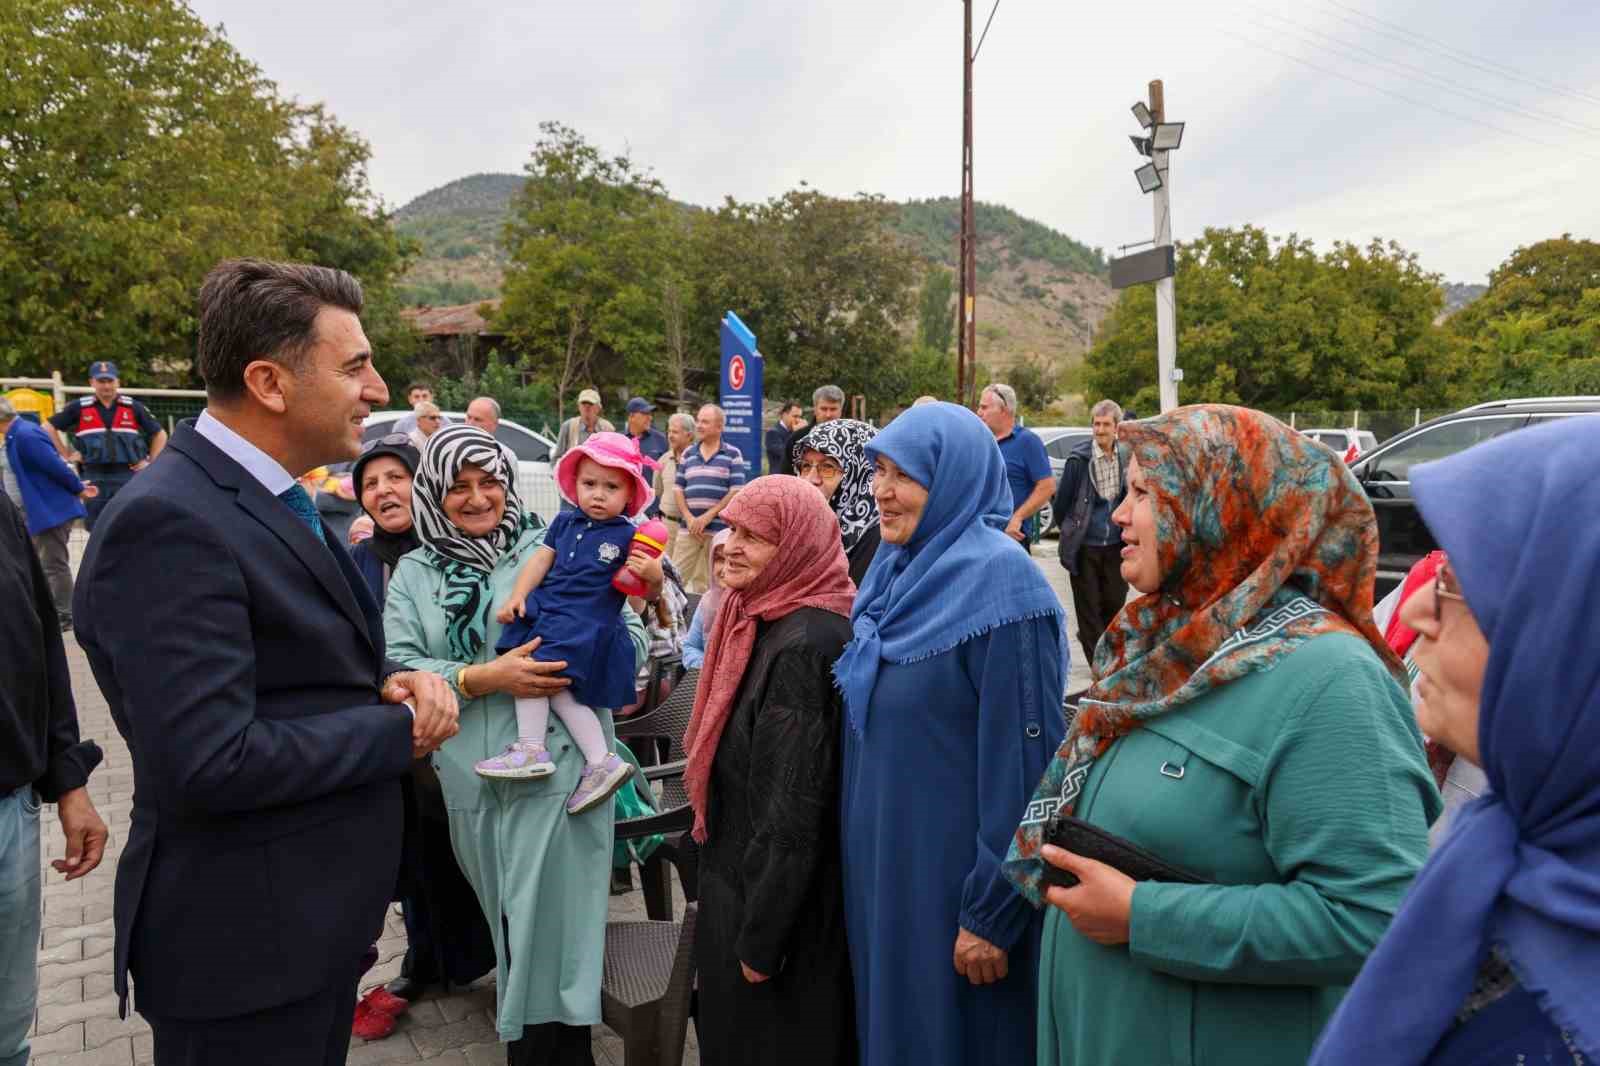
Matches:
[400,299,502,337]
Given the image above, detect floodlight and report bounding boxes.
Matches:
[1129,134,1153,156]
[1134,162,1162,194]
[1151,121,1185,151]
[1131,101,1153,129]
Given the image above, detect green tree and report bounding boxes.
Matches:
[494,122,674,416]
[695,187,921,406]
[1084,226,1454,413]
[0,0,417,383]
[1447,235,1600,396]
[917,265,956,353]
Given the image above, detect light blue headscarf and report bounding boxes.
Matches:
[1310,415,1600,1063]
[834,402,1066,735]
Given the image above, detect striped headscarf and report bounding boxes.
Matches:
[410,424,537,660]
[1004,405,1401,904]
[792,418,879,555]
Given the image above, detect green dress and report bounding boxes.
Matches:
[383,523,648,1041]
[1038,633,1441,1065]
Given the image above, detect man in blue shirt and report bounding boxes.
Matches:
[977,383,1055,548]
[1,398,98,628]
[624,397,669,464]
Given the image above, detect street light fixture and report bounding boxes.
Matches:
[1134,162,1162,194]
[1129,134,1153,156]
[1151,121,1185,151]
[1131,101,1153,129]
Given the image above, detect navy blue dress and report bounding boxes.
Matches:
[495,510,637,708]
[841,615,1065,1066]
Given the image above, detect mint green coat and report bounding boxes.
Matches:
[1038,633,1442,1066]
[383,524,647,1040]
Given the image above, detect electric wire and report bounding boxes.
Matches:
[1313,0,1600,109]
[972,0,1001,62]
[1212,26,1600,162]
[1238,3,1600,138]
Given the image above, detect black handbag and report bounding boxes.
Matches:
[1041,814,1211,889]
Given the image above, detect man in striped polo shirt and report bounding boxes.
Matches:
[672,403,746,593]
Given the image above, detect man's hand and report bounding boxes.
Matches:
[383,671,460,756]
[78,482,99,501]
[953,927,1008,985]
[686,513,708,537]
[130,459,150,473]
[52,788,108,881]
[1041,844,1136,945]
[1004,518,1026,543]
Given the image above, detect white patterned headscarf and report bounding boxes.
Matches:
[410,424,536,659]
[793,418,879,554]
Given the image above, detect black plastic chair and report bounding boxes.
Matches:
[602,835,697,1066]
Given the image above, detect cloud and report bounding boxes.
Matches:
[189,0,1600,280]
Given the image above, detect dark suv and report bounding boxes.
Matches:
[1351,396,1600,588]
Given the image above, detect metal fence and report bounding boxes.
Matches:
[1,373,207,434]
[1264,409,1456,447]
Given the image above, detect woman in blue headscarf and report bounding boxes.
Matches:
[836,402,1067,1066]
[1310,415,1600,1065]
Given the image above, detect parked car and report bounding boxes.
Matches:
[358,410,564,522]
[1351,396,1600,591]
[1299,427,1379,463]
[1029,426,1092,536]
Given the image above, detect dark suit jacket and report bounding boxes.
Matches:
[73,420,416,1021]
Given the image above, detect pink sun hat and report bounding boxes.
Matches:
[555,431,659,517]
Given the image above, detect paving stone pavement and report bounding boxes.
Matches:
[29,532,1089,1065]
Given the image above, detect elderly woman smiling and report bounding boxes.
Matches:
[383,424,647,1065]
[837,403,1068,1066]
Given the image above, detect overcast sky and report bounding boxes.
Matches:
[188,0,1600,283]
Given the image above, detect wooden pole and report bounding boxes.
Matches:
[956,0,976,407]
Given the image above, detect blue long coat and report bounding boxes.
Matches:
[841,614,1066,1066]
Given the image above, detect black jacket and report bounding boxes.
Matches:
[1052,438,1130,574]
[0,494,100,799]
[695,607,856,1065]
[73,421,415,1021]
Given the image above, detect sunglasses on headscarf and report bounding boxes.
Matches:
[359,433,412,454]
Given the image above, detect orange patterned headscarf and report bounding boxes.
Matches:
[1005,405,1402,903]
[682,476,856,842]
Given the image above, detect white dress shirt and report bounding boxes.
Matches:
[194,410,297,496]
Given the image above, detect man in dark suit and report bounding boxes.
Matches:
[74,259,459,1065]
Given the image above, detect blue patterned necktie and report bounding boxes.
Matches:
[277,484,325,541]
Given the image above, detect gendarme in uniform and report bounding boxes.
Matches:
[47,361,163,531]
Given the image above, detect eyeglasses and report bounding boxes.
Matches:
[1434,559,1466,622]
[795,459,843,478]
[359,433,412,455]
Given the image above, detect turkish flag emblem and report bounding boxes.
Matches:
[728,355,746,390]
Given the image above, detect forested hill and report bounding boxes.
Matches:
[392,173,1119,373]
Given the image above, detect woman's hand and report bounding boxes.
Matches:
[740,961,770,984]
[476,637,571,699]
[1041,844,1136,945]
[952,928,1009,985]
[495,598,525,624]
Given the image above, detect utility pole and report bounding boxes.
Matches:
[1149,79,1179,412]
[956,0,977,408]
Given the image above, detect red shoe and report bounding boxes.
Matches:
[352,996,397,1041]
[363,986,412,1016]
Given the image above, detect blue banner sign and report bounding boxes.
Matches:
[719,311,763,477]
